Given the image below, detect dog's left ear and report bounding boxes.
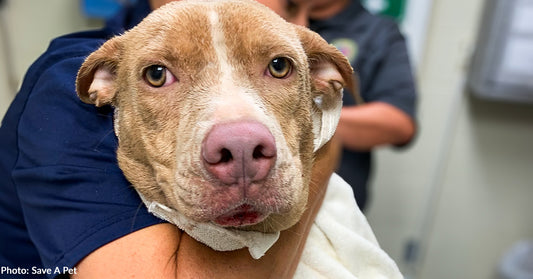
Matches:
[295,26,358,152]
[76,36,123,107]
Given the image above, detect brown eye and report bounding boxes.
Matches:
[268,57,292,78]
[144,65,169,87]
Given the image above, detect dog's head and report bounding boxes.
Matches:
[76,0,354,232]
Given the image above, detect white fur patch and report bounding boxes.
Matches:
[204,9,296,179]
[207,10,272,125]
[209,11,233,92]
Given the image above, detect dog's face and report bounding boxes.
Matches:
[76,0,354,232]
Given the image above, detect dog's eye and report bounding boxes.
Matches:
[144,65,176,87]
[268,57,292,78]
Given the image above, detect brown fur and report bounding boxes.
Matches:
[76,0,354,232]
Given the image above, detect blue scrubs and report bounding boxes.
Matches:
[0,2,158,278]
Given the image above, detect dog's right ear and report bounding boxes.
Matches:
[76,36,123,107]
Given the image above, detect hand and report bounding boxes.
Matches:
[336,102,416,151]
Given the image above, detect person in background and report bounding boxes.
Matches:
[0,1,339,278]
[281,0,418,211]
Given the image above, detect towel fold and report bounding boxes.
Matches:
[294,173,403,278]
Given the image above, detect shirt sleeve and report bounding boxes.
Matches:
[11,51,165,272]
[356,19,418,120]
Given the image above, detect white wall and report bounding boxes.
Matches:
[0,0,101,117]
[367,0,533,278]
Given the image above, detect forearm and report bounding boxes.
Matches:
[335,102,415,151]
[72,224,182,279]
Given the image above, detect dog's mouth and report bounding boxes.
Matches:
[213,204,267,227]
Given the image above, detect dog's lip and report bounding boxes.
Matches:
[213,204,267,227]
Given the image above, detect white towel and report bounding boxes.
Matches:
[139,173,402,277]
[294,173,403,278]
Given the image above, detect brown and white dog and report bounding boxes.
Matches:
[76,0,355,234]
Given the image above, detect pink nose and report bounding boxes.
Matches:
[202,121,277,185]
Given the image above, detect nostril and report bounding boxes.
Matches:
[202,121,277,184]
[252,145,272,159]
[220,148,233,163]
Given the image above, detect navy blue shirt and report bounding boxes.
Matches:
[310,0,417,210]
[0,2,159,278]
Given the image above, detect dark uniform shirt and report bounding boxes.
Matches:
[309,0,417,210]
[0,2,155,278]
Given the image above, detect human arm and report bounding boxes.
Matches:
[333,15,417,152]
[71,139,340,279]
[335,102,415,151]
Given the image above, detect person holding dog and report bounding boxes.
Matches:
[0,0,347,278]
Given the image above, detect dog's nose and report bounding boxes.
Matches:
[202,121,277,185]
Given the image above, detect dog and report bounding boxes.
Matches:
[76,0,354,234]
